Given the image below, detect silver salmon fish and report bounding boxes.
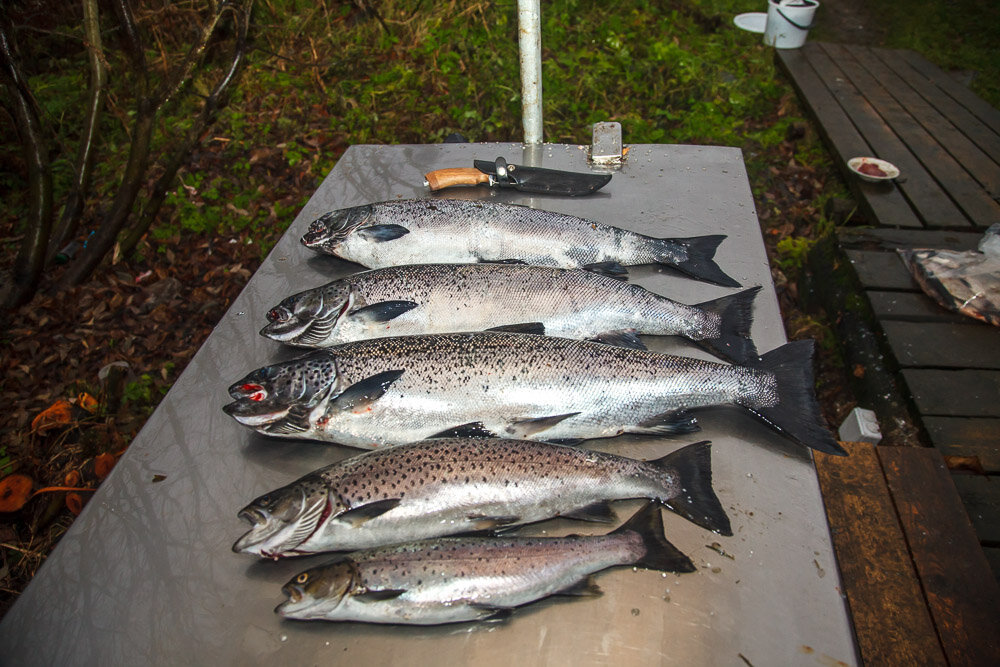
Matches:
[222,332,844,455]
[233,439,730,559]
[260,263,760,363]
[276,502,694,625]
[300,199,740,288]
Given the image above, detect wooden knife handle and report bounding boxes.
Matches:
[424,168,490,191]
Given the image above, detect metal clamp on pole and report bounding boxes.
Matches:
[517,0,543,144]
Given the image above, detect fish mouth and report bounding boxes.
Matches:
[301,222,336,250]
[260,318,310,343]
[222,401,291,427]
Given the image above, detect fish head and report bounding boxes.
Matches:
[233,475,336,559]
[222,352,338,435]
[259,282,354,346]
[276,559,359,619]
[301,205,374,253]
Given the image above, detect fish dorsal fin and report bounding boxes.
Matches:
[555,576,603,597]
[587,331,647,350]
[329,370,405,413]
[349,300,419,323]
[357,224,410,242]
[561,501,616,523]
[505,412,580,439]
[581,261,628,279]
[337,498,402,527]
[427,422,498,439]
[486,322,546,335]
[354,588,406,603]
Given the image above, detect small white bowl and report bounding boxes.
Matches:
[848,157,900,183]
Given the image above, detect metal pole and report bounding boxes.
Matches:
[517,0,542,144]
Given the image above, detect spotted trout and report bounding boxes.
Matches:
[300,199,740,288]
[233,439,730,559]
[261,263,761,363]
[275,502,695,625]
[222,332,844,455]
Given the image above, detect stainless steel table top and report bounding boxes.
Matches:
[0,143,858,665]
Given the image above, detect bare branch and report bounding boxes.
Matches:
[154,6,226,108]
[120,1,255,257]
[0,16,53,309]
[47,0,108,263]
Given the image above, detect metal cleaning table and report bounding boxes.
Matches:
[0,143,858,665]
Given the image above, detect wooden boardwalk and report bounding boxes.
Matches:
[777,42,1000,665]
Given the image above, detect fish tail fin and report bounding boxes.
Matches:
[691,286,761,364]
[654,441,732,536]
[743,341,846,456]
[651,235,740,287]
[613,502,695,573]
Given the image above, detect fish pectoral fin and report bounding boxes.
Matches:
[626,410,699,435]
[329,370,405,413]
[466,514,521,531]
[581,261,628,279]
[357,224,410,242]
[349,300,419,323]
[555,576,603,598]
[505,412,581,439]
[353,588,406,603]
[337,498,403,527]
[561,501,616,523]
[587,330,647,350]
[426,422,498,439]
[485,322,546,335]
[469,604,515,623]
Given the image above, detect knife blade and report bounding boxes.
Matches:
[424,157,611,196]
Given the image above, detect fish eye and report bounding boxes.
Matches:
[258,495,271,506]
[297,573,309,584]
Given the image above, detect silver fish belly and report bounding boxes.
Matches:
[300,199,740,287]
[223,332,844,455]
[260,263,760,363]
[276,502,694,625]
[232,439,731,559]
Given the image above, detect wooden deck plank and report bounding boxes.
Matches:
[839,227,984,252]
[775,47,923,228]
[881,320,1000,369]
[876,48,1000,168]
[901,368,1000,417]
[951,473,1000,544]
[867,290,967,323]
[845,249,916,290]
[813,442,945,666]
[859,47,1000,197]
[878,446,1000,666]
[822,43,1000,229]
[923,416,1000,472]
[805,44,967,228]
[901,50,1000,137]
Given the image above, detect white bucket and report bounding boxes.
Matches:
[763,0,819,49]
